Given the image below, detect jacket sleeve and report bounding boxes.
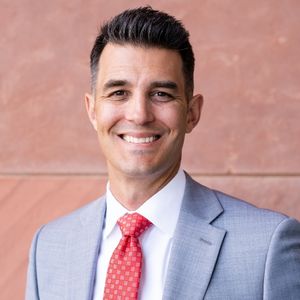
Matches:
[263,217,300,299]
[25,227,43,300]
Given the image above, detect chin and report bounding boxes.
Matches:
[115,162,161,178]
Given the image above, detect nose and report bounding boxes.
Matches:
[125,93,155,125]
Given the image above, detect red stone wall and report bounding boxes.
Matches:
[1,1,299,298]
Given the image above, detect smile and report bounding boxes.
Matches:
[121,135,160,144]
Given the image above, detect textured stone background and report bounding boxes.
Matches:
[1,0,299,298]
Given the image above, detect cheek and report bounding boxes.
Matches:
[158,107,187,132]
[95,104,121,132]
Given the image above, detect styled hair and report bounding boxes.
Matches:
[90,6,195,97]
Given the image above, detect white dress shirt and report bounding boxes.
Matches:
[93,169,186,300]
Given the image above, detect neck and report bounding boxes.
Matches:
[108,165,180,211]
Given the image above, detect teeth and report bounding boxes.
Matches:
[122,135,158,144]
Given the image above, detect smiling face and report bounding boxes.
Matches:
[86,43,202,186]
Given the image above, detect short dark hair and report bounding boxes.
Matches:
[90,6,195,98]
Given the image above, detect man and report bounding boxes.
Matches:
[26,7,300,300]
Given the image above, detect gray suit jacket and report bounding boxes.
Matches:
[26,174,300,299]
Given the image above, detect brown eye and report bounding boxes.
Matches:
[113,90,126,96]
[151,91,174,102]
[157,92,167,97]
[107,90,128,101]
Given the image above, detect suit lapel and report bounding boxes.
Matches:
[66,198,106,300]
[163,175,226,300]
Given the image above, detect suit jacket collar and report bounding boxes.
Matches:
[163,173,226,300]
[66,197,106,300]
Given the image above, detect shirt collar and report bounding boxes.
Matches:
[104,169,186,239]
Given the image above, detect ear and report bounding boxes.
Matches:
[85,93,98,131]
[186,94,203,133]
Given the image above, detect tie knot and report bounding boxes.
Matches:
[118,213,152,237]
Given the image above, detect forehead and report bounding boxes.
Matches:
[96,43,185,88]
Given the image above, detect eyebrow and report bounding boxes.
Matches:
[102,79,178,92]
[149,81,178,91]
[103,80,129,91]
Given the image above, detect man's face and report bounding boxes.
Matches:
[86,43,202,182]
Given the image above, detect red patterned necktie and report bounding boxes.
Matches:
[103,213,152,300]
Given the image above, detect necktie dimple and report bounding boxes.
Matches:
[103,213,152,300]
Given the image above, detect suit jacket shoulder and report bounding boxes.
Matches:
[41,196,106,232]
[163,174,300,300]
[26,196,106,300]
